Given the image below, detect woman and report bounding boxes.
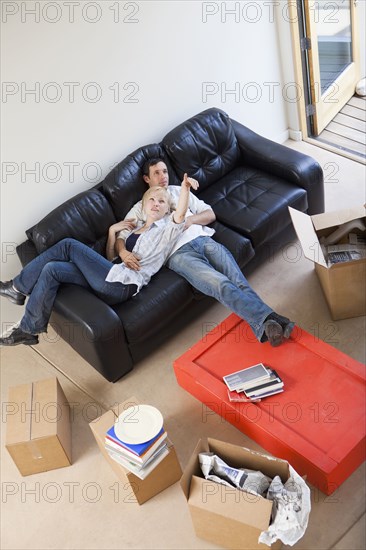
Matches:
[0,176,197,346]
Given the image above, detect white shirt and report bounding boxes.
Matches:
[116,186,215,257]
[106,214,185,293]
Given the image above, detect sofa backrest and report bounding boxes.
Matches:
[24,109,239,256]
[162,108,240,191]
[26,189,116,256]
[102,143,181,221]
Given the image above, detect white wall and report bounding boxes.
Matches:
[1,0,290,331]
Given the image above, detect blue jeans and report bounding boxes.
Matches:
[13,238,136,335]
[166,236,273,342]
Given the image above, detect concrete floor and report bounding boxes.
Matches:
[1,141,365,549]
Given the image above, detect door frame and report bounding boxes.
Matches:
[289,0,361,139]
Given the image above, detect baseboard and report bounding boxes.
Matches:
[289,129,303,141]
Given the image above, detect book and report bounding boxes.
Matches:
[105,434,168,465]
[246,388,284,399]
[244,369,284,397]
[105,425,165,457]
[106,444,170,480]
[223,363,270,392]
[227,389,261,403]
[326,244,366,265]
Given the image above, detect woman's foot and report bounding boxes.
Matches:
[0,327,38,346]
[263,320,283,347]
[0,281,26,305]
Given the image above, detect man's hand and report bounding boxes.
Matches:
[120,250,141,271]
[110,218,137,234]
[182,173,199,191]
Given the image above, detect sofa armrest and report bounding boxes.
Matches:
[231,119,324,215]
[50,285,133,382]
[16,239,132,382]
[16,240,38,267]
[211,220,255,270]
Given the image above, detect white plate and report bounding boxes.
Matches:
[114,405,164,444]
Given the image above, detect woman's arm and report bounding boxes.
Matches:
[173,174,199,224]
[106,219,136,260]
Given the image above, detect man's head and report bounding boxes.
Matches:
[142,158,169,188]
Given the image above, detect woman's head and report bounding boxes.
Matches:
[142,186,172,220]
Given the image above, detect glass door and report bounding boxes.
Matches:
[304,0,360,134]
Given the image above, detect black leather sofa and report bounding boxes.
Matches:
[16,108,324,382]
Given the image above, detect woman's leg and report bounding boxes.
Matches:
[14,238,112,296]
[18,260,135,335]
[2,238,134,336]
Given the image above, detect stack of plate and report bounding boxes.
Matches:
[104,405,169,479]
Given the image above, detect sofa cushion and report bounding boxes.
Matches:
[114,267,193,344]
[102,143,181,221]
[162,108,240,191]
[26,189,115,255]
[199,166,308,247]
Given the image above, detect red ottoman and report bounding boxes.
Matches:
[174,314,365,495]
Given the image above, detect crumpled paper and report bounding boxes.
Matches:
[199,453,311,547]
[258,465,311,547]
[199,452,271,497]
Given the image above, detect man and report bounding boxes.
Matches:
[108,158,295,346]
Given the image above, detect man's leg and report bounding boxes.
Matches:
[198,239,295,337]
[167,238,273,342]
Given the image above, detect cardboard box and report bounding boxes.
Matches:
[181,438,287,550]
[89,397,182,505]
[289,205,366,320]
[5,377,72,476]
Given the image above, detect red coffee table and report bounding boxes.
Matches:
[174,314,365,494]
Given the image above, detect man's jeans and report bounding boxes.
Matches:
[13,238,136,334]
[166,236,273,342]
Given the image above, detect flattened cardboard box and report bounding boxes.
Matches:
[89,397,182,505]
[181,438,286,550]
[5,377,72,476]
[289,205,366,320]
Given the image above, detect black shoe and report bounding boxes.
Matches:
[0,281,26,305]
[266,312,295,339]
[263,320,283,347]
[0,327,38,346]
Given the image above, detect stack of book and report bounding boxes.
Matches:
[223,363,284,401]
[105,416,168,480]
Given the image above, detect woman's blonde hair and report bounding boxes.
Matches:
[141,186,173,214]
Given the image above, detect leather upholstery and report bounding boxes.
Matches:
[199,166,308,247]
[17,107,324,382]
[163,109,240,191]
[26,189,116,256]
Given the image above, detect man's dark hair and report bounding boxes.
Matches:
[142,158,166,178]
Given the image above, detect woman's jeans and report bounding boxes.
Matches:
[166,236,273,342]
[13,238,135,334]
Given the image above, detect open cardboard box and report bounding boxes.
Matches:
[89,396,182,505]
[289,205,366,320]
[181,438,288,549]
[5,377,72,476]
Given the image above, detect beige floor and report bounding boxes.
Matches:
[1,141,365,550]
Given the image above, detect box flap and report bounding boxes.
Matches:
[208,438,290,482]
[289,207,327,267]
[180,439,209,500]
[6,383,32,445]
[312,205,366,231]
